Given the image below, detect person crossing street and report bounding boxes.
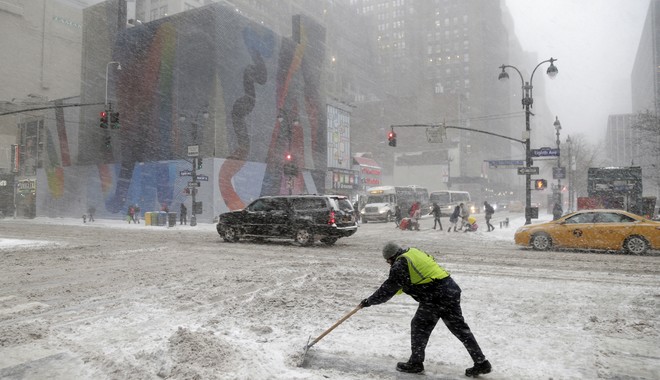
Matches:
[360,242,492,377]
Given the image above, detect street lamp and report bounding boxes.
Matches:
[553,116,562,205]
[566,134,573,212]
[105,61,122,108]
[498,57,558,225]
[179,108,209,226]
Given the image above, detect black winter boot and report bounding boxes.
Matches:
[465,360,491,377]
[396,361,424,374]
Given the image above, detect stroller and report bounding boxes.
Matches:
[463,216,478,232]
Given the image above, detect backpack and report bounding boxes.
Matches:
[486,204,494,214]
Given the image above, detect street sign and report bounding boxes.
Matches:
[552,167,566,179]
[531,147,560,157]
[196,175,209,181]
[188,181,200,187]
[426,126,445,143]
[187,145,199,157]
[487,160,525,169]
[180,170,192,176]
[517,166,540,175]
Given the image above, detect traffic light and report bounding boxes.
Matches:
[285,152,292,161]
[388,130,397,147]
[104,136,111,149]
[534,179,547,190]
[110,112,120,129]
[100,111,108,128]
[197,157,203,170]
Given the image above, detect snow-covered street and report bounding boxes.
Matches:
[1,212,658,379]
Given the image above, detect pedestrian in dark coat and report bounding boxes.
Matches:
[360,242,491,376]
[431,202,443,231]
[180,203,188,225]
[484,201,495,232]
[552,202,563,221]
[448,205,461,232]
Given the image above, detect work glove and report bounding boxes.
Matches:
[360,298,371,308]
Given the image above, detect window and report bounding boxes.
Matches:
[565,213,596,224]
[292,197,326,210]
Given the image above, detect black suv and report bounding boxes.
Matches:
[216,195,358,246]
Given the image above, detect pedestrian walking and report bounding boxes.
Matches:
[87,206,95,222]
[133,204,141,223]
[448,205,461,232]
[552,202,563,221]
[394,205,403,227]
[484,201,495,232]
[180,203,188,225]
[431,202,443,231]
[412,205,421,231]
[127,206,135,223]
[360,242,492,376]
[459,203,470,231]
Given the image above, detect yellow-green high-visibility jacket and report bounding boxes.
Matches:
[399,247,450,285]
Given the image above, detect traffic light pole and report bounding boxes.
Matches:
[191,157,197,226]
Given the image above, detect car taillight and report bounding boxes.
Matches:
[328,210,336,224]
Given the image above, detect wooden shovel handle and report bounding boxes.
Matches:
[307,304,362,348]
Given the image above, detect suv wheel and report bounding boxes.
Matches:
[320,237,338,246]
[223,226,240,242]
[294,227,314,246]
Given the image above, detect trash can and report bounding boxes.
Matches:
[144,212,153,226]
[156,211,167,226]
[168,212,177,227]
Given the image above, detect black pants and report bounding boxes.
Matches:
[433,217,442,230]
[409,279,485,364]
[486,216,494,231]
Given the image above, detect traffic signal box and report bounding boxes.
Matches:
[388,131,397,147]
[100,111,108,128]
[110,112,120,129]
[534,179,547,190]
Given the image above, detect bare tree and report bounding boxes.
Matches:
[565,134,605,199]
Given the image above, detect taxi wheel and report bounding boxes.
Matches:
[623,235,649,255]
[531,233,552,251]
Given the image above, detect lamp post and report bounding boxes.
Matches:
[566,134,573,212]
[179,109,209,226]
[105,61,122,108]
[553,116,562,207]
[498,57,558,225]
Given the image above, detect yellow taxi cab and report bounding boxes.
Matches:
[514,209,660,255]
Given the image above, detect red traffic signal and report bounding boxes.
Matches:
[534,179,547,190]
[388,131,397,147]
[100,111,108,128]
[285,152,292,161]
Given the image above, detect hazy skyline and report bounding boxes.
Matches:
[504,0,651,143]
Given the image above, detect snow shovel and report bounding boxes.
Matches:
[299,303,363,366]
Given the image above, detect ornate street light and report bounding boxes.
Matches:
[566,134,573,212]
[553,116,562,218]
[498,57,558,225]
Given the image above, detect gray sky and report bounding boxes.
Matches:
[504,0,651,143]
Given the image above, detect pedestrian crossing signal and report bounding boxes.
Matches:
[534,179,547,190]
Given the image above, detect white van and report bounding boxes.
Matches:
[429,190,476,216]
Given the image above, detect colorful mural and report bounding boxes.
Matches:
[37,3,327,220]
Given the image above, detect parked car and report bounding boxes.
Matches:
[514,209,660,255]
[216,195,358,246]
